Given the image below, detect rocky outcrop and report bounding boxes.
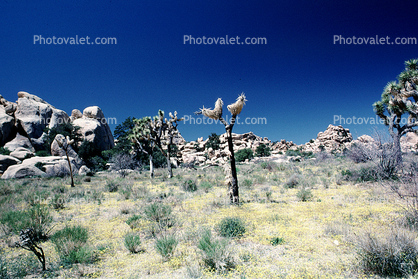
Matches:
[1,164,47,179]
[4,133,34,152]
[72,106,114,151]
[15,91,69,143]
[9,147,34,161]
[271,139,298,154]
[401,132,418,152]
[302,125,353,153]
[0,155,20,172]
[0,106,16,146]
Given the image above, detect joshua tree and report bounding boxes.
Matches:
[55,135,75,187]
[196,93,247,204]
[373,58,418,166]
[130,111,183,178]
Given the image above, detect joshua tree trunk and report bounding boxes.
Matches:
[226,127,239,204]
[149,153,154,179]
[64,149,75,187]
[392,131,403,167]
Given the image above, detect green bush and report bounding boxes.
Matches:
[205,133,220,150]
[241,178,253,188]
[0,205,52,241]
[284,174,300,189]
[235,148,254,162]
[256,144,271,157]
[200,181,213,193]
[51,225,96,265]
[217,217,246,238]
[155,234,177,261]
[126,214,142,229]
[270,236,285,246]
[296,187,313,202]
[144,202,174,230]
[106,180,120,192]
[182,179,197,192]
[357,229,418,277]
[35,150,50,157]
[286,149,313,158]
[124,232,142,253]
[198,229,234,272]
[0,147,11,155]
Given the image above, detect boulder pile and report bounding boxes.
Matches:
[0,91,114,179]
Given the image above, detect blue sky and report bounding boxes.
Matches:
[0,0,417,144]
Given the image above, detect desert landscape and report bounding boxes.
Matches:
[1,80,418,278]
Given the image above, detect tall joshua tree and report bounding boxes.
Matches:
[130,111,183,178]
[196,93,247,204]
[373,58,418,166]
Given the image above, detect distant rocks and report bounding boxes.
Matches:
[302,125,352,153]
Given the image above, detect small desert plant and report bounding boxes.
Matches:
[235,148,254,162]
[270,236,285,246]
[50,193,65,210]
[106,180,120,192]
[51,225,96,265]
[241,178,253,188]
[124,232,142,253]
[155,234,178,261]
[356,228,418,277]
[217,217,246,238]
[200,181,213,193]
[126,214,142,229]
[144,202,172,223]
[182,179,198,192]
[284,174,300,189]
[198,229,234,272]
[296,187,313,202]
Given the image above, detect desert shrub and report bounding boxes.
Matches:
[296,187,313,202]
[199,181,213,193]
[241,178,253,188]
[144,202,174,231]
[126,214,142,229]
[270,236,285,246]
[217,217,246,238]
[347,144,371,163]
[356,228,418,277]
[286,148,313,158]
[284,174,300,189]
[124,232,142,253]
[105,179,120,192]
[235,148,253,162]
[109,153,136,177]
[182,179,197,192]
[50,193,65,210]
[205,133,220,150]
[260,161,276,171]
[35,150,49,157]
[0,205,52,241]
[198,229,234,272]
[51,225,96,265]
[155,234,177,261]
[0,147,10,155]
[256,144,271,157]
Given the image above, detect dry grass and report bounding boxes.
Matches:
[0,156,408,278]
